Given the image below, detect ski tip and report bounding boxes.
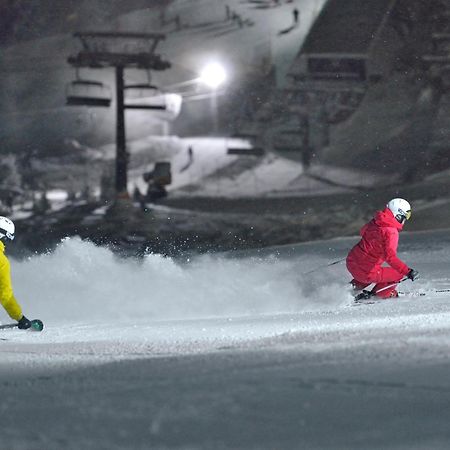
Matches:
[30,319,44,332]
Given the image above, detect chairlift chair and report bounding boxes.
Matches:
[66,79,112,107]
[124,83,167,110]
[124,83,159,96]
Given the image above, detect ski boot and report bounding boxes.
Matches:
[354,290,373,301]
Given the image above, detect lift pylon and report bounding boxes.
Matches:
[67,32,171,197]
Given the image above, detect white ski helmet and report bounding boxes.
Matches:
[0,216,15,241]
[387,198,411,224]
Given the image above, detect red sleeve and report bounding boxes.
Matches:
[359,222,369,237]
[384,228,409,275]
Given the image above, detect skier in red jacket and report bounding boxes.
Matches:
[347,198,419,299]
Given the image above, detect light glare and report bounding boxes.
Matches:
[199,63,227,89]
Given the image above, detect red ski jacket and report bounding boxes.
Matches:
[346,208,409,281]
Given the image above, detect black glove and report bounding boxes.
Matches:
[17,316,31,330]
[407,269,419,281]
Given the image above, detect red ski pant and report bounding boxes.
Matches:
[348,266,404,298]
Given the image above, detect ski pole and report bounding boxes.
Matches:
[303,257,346,275]
[371,277,409,297]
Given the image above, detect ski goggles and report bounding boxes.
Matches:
[398,209,411,222]
[0,227,14,240]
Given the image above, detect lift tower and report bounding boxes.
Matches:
[68,32,171,197]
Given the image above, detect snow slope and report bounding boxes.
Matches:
[119,135,389,198]
[1,229,450,449]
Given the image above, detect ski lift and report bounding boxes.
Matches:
[124,83,167,110]
[124,71,166,109]
[66,78,112,107]
[124,83,159,97]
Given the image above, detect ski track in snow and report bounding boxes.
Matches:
[1,230,450,449]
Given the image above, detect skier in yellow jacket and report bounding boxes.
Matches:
[0,216,31,329]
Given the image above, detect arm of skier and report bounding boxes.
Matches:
[359,222,369,236]
[384,229,409,276]
[0,255,24,321]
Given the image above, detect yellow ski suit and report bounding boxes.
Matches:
[0,241,23,321]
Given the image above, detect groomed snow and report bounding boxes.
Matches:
[1,229,450,449]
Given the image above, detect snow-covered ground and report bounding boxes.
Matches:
[132,135,390,197]
[1,229,450,449]
[21,134,391,208]
[108,135,390,198]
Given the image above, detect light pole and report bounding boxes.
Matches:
[162,63,228,134]
[199,62,227,134]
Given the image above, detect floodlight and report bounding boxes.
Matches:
[199,63,227,89]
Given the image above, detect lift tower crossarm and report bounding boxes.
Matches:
[68,52,171,70]
[73,32,166,57]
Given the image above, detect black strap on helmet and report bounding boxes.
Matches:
[0,227,14,240]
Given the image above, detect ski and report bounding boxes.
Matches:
[0,319,44,332]
[353,298,376,306]
[354,287,450,305]
[353,278,415,305]
[398,288,450,298]
[398,291,426,298]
